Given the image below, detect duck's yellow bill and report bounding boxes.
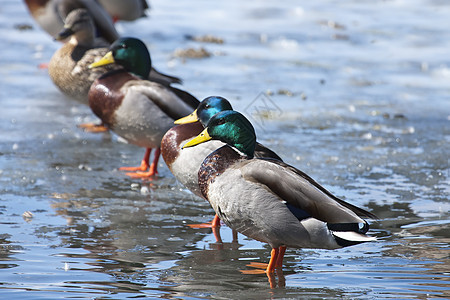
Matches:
[174,110,198,125]
[182,128,211,148]
[89,51,115,69]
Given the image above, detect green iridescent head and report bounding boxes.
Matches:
[183,110,256,158]
[90,37,151,78]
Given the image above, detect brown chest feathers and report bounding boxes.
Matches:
[198,146,246,199]
[88,69,138,126]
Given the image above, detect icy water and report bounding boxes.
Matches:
[1,0,449,298]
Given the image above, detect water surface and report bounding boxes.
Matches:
[0,0,449,298]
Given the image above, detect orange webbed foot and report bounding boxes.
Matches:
[240,269,268,275]
[187,214,221,229]
[246,262,269,269]
[123,159,159,178]
[119,148,152,173]
[78,123,109,133]
[240,262,269,274]
[241,247,286,276]
[125,169,158,178]
[187,222,214,229]
[119,162,149,172]
[240,252,285,289]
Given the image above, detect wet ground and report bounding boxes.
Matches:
[0,0,449,299]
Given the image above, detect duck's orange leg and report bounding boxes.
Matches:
[275,246,286,269]
[266,247,280,274]
[211,214,221,227]
[126,148,160,178]
[120,148,150,172]
[265,248,281,289]
[211,225,223,244]
[241,247,285,288]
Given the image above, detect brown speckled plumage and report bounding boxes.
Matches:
[49,43,117,103]
[47,8,118,103]
[198,146,244,199]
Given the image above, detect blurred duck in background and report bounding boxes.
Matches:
[23,0,120,43]
[48,9,115,105]
[23,0,150,42]
[47,9,181,130]
[97,0,149,22]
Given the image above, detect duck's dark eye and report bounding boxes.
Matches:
[121,44,128,49]
[216,119,226,125]
[204,104,210,109]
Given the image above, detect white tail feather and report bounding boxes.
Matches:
[332,231,377,242]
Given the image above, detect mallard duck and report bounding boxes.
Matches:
[24,0,119,43]
[24,0,150,40]
[182,110,377,282]
[48,9,115,105]
[48,9,181,106]
[162,96,283,229]
[88,37,199,177]
[97,0,149,22]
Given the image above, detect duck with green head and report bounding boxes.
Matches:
[48,9,181,107]
[183,110,377,285]
[88,37,199,177]
[161,96,282,228]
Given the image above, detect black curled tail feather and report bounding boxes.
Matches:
[327,221,369,234]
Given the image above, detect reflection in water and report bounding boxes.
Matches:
[0,234,22,270]
[1,140,449,298]
[1,110,448,297]
[44,182,218,296]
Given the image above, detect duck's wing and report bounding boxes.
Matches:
[169,86,200,111]
[149,67,183,86]
[240,158,377,225]
[125,81,199,120]
[277,160,378,220]
[76,0,119,43]
[254,142,283,161]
